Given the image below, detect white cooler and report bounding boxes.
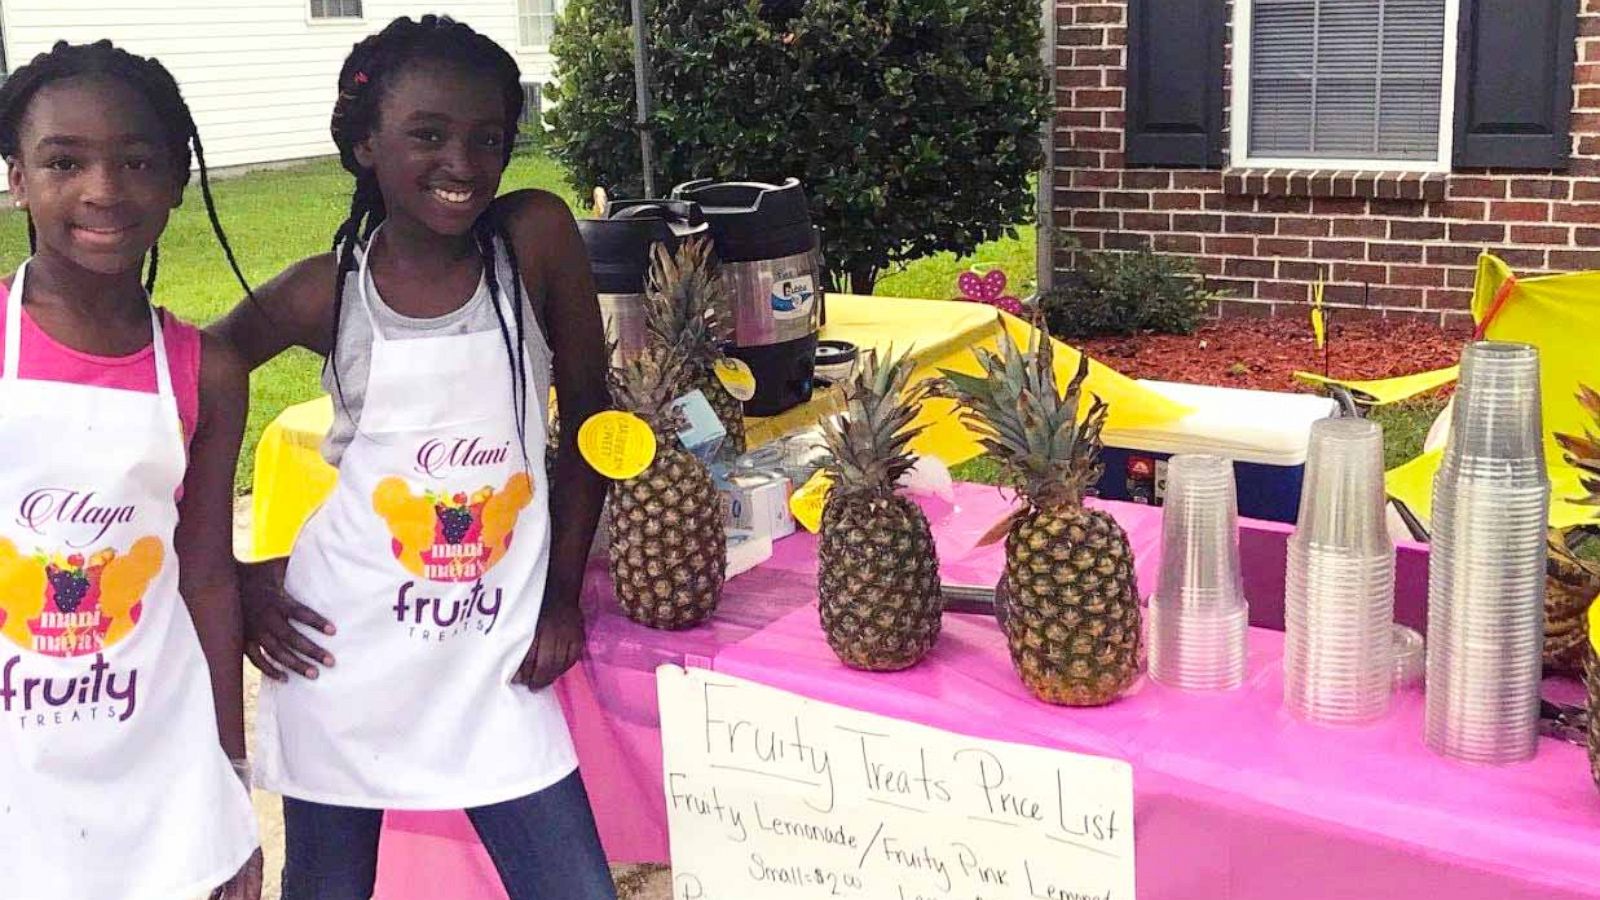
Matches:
[1094,380,1339,524]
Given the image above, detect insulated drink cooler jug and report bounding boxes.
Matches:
[577,199,709,366]
[672,178,824,416]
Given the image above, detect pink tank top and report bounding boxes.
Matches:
[0,280,202,448]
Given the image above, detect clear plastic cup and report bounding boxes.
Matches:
[1424,341,1549,764]
[1154,455,1245,613]
[1441,342,1545,478]
[1391,625,1424,690]
[1283,418,1396,725]
[1150,455,1248,690]
[1294,418,1390,555]
[1149,603,1249,691]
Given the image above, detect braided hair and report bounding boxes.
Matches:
[328,15,533,461]
[0,40,253,299]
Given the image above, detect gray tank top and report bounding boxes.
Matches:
[321,236,554,467]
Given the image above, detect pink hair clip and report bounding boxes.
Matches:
[354,71,369,85]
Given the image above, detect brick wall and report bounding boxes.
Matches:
[1052,0,1600,327]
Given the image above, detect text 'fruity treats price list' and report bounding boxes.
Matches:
[658,666,1136,900]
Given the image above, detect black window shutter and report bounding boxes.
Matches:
[1454,0,1577,169]
[1124,0,1226,168]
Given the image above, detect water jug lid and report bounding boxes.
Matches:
[670,178,814,261]
[603,198,706,233]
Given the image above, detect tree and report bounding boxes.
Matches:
[547,0,1049,294]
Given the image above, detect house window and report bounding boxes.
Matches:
[309,0,363,20]
[1233,0,1458,171]
[519,0,559,48]
[520,83,543,128]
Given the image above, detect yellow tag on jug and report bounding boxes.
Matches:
[578,411,656,480]
[713,357,758,402]
[789,469,833,533]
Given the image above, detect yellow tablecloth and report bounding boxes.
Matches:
[247,294,1191,560]
[1382,254,1598,532]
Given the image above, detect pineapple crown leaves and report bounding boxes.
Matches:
[643,236,728,371]
[1555,384,1600,510]
[607,337,692,442]
[820,347,933,498]
[939,314,1109,511]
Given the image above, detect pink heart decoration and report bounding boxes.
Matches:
[991,295,1025,316]
[957,268,1024,317]
[958,269,1008,302]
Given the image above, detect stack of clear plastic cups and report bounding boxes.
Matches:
[1425,341,1550,764]
[1149,454,1249,690]
[1283,418,1396,725]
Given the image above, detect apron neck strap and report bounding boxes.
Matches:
[4,257,173,398]
[148,305,173,399]
[3,258,25,381]
[355,224,510,337]
[354,225,385,336]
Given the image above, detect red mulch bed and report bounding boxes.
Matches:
[1074,318,1470,394]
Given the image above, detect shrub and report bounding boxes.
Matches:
[547,0,1050,294]
[1041,249,1215,338]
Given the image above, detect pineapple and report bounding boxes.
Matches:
[817,350,942,671]
[644,237,746,456]
[943,321,1141,706]
[606,340,726,629]
[1547,527,1600,675]
[1554,385,1600,789]
[1590,641,1600,794]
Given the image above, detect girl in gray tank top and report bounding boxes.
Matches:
[322,235,553,468]
[208,14,615,899]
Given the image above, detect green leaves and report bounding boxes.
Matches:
[1557,384,1600,510]
[1042,248,1217,339]
[939,320,1108,511]
[822,348,931,496]
[548,0,1048,292]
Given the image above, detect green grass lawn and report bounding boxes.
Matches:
[875,226,1037,300]
[0,150,1036,492]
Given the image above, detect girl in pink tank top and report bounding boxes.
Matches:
[0,41,263,900]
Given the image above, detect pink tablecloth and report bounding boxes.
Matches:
[372,486,1564,900]
[718,609,1600,900]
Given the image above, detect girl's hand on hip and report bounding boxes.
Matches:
[240,558,336,680]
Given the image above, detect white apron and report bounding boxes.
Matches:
[0,260,259,900]
[256,237,576,809]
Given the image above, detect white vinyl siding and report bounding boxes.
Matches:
[0,0,560,171]
[1232,0,1461,172]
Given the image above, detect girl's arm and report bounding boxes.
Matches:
[499,189,609,689]
[206,256,340,681]
[209,253,339,367]
[175,332,251,761]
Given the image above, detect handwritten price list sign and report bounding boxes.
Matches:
[658,667,1135,900]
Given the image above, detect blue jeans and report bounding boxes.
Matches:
[280,771,617,900]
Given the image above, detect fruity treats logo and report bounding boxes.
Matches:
[371,472,533,582]
[0,536,163,657]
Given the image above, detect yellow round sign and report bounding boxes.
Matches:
[713,357,758,402]
[789,469,834,534]
[1589,594,1600,656]
[577,411,657,480]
